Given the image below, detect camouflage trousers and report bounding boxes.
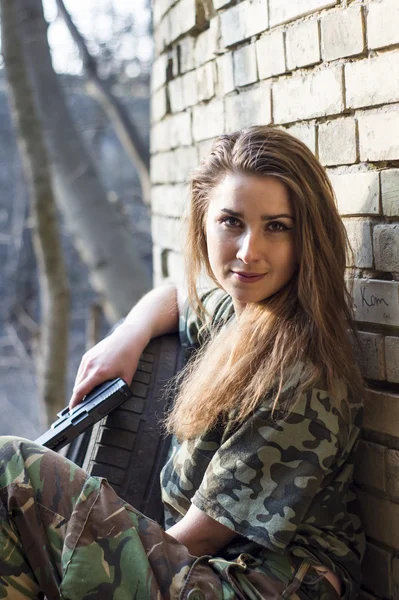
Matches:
[0,437,339,600]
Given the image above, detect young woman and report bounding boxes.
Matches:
[0,126,365,600]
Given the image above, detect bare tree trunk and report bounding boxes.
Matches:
[16,0,151,322]
[1,0,70,425]
[55,0,151,206]
[86,303,103,351]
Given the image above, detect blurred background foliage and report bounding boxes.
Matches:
[0,0,153,436]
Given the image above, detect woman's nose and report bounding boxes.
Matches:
[236,232,264,263]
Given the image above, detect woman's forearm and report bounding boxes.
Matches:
[167,504,237,558]
[69,284,180,408]
[123,284,179,343]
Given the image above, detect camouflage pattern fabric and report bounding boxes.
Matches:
[0,436,337,600]
[179,288,235,361]
[162,289,365,600]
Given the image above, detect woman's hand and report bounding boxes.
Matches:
[69,284,180,411]
[69,323,148,410]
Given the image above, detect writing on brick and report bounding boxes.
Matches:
[352,280,399,326]
[359,287,389,308]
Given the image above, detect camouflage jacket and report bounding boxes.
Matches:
[161,289,365,600]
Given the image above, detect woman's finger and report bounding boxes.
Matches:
[69,373,102,410]
[72,354,91,390]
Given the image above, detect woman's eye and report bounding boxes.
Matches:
[267,221,288,232]
[221,217,241,228]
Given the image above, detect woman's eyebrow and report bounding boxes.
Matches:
[221,208,295,221]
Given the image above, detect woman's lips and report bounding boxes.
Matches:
[232,271,266,283]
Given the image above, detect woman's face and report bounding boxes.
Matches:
[205,172,297,315]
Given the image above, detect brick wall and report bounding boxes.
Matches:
[150,1,399,596]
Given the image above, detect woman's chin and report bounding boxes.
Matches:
[229,288,269,305]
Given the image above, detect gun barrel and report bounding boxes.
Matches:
[35,379,133,452]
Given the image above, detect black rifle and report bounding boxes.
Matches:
[35,378,133,452]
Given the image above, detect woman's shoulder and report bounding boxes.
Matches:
[201,287,233,326]
[179,287,234,350]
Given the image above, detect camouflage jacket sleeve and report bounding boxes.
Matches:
[191,382,348,554]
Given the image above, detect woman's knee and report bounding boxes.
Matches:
[0,435,31,446]
[0,436,33,463]
[0,436,91,520]
[0,436,46,461]
[0,437,47,488]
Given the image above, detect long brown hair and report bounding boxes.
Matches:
[166,126,363,440]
